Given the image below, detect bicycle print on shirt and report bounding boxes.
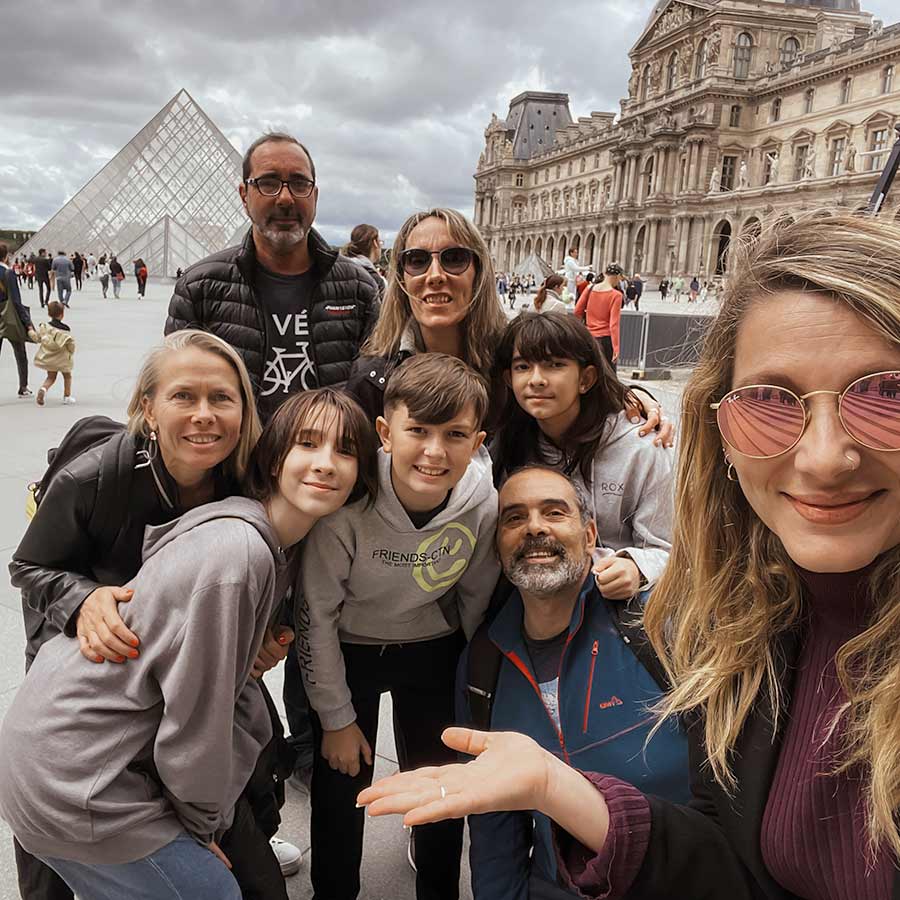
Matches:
[261,310,316,397]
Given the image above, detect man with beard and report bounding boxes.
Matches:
[164,133,379,884]
[459,465,689,899]
[165,131,380,423]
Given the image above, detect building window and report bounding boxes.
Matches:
[667,52,678,91]
[804,88,815,115]
[515,173,524,187]
[793,145,809,181]
[734,33,753,80]
[780,36,801,67]
[828,136,846,176]
[840,78,852,105]
[721,155,738,191]
[641,64,651,101]
[679,156,688,193]
[580,157,587,173]
[771,98,782,123]
[867,128,890,171]
[883,65,895,94]
[544,169,550,183]
[567,161,573,176]
[594,153,600,169]
[696,40,708,79]
[729,104,742,127]
[556,165,561,179]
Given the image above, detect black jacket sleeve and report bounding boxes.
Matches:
[9,467,104,637]
[164,274,198,336]
[625,724,758,900]
[5,267,33,331]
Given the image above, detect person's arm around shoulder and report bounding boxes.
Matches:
[454,496,501,640]
[574,285,591,320]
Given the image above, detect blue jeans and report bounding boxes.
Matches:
[40,833,241,900]
[57,279,71,305]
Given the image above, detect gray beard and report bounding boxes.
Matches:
[505,553,586,597]
[257,222,309,253]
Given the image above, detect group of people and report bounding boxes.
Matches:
[496,272,536,309]
[658,274,714,303]
[0,128,898,900]
[11,249,141,305]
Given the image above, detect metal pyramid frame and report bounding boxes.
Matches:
[17,89,247,277]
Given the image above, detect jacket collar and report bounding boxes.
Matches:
[235,225,338,285]
[489,572,595,659]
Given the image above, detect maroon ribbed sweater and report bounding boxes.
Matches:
[760,567,892,900]
[554,567,895,899]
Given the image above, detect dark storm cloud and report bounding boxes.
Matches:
[3,0,896,245]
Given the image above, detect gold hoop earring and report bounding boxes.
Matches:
[723,450,737,482]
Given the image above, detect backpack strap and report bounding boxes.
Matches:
[604,593,670,693]
[465,620,504,732]
[88,432,135,555]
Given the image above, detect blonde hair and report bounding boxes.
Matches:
[362,208,507,378]
[644,211,900,857]
[126,330,261,481]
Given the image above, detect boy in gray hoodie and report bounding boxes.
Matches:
[299,354,500,900]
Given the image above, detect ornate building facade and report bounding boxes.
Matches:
[475,0,900,280]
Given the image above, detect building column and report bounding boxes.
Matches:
[621,222,633,270]
[687,141,700,193]
[691,142,705,192]
[647,218,660,273]
[676,217,691,272]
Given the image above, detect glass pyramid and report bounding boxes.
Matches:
[17,89,247,277]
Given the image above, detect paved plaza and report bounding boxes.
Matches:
[0,274,692,899]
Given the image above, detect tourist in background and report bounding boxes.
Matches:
[33,249,52,308]
[699,281,709,303]
[86,252,96,278]
[0,241,37,398]
[689,275,700,302]
[533,274,568,313]
[658,277,669,301]
[97,255,110,299]
[72,253,85,291]
[33,299,75,406]
[135,258,148,298]
[672,274,685,303]
[574,262,624,368]
[561,246,591,299]
[632,273,644,311]
[341,223,386,298]
[52,251,73,307]
[496,272,507,305]
[109,255,124,298]
[24,257,35,290]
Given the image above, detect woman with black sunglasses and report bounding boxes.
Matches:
[358,212,900,900]
[346,208,672,443]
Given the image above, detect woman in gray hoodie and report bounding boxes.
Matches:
[0,389,378,900]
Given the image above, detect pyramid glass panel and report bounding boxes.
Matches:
[17,89,247,277]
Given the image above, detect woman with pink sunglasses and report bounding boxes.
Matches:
[358,212,900,900]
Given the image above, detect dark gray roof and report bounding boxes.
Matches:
[503,92,573,160]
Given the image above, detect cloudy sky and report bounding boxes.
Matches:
[2,0,896,246]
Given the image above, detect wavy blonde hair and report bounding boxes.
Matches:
[362,208,507,378]
[644,211,900,857]
[127,330,261,481]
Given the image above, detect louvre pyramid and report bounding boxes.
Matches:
[17,89,247,278]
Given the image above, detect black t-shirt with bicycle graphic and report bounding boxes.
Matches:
[256,263,318,423]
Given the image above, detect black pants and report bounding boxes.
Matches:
[597,335,616,370]
[38,278,51,306]
[137,275,147,296]
[283,595,315,771]
[310,633,465,900]
[0,338,29,391]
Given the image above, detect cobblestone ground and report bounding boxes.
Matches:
[0,275,693,899]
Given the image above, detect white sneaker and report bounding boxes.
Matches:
[269,836,302,877]
[63,396,77,405]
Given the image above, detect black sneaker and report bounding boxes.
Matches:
[17,388,33,398]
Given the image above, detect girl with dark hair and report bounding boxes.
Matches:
[493,312,672,598]
[342,224,386,297]
[533,274,568,313]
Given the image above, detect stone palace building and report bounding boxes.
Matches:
[474,0,900,281]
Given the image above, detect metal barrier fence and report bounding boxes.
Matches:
[619,311,715,372]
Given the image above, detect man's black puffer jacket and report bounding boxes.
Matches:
[164,227,380,396]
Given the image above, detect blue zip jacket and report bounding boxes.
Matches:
[456,575,690,899]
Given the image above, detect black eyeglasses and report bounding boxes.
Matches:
[399,247,476,277]
[245,176,316,199]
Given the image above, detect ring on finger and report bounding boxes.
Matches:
[439,784,447,800]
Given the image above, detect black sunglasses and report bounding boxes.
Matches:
[400,247,476,277]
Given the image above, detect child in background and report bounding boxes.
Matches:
[34,300,75,406]
[493,312,672,597]
[300,353,500,900]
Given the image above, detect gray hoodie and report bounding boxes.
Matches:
[299,446,499,731]
[536,411,673,586]
[0,497,295,865]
